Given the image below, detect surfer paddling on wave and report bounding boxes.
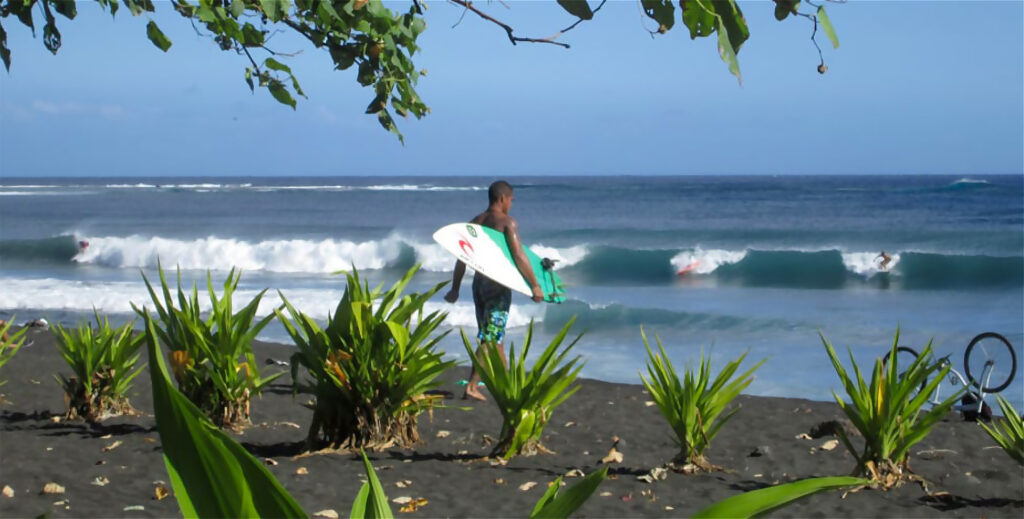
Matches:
[443,180,544,401]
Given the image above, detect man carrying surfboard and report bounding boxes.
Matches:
[443,180,544,401]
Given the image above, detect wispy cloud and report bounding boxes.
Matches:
[30,100,126,119]
[313,104,339,125]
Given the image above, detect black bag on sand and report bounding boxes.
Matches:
[960,392,993,422]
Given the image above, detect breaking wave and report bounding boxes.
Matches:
[4,234,1020,290]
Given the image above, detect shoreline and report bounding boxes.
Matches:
[1,327,1021,518]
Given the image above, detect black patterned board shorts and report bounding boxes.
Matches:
[473,274,512,344]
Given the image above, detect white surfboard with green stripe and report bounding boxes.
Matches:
[432,223,566,303]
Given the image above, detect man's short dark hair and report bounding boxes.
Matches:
[488,180,513,204]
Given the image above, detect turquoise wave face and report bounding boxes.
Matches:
[4,234,1022,291]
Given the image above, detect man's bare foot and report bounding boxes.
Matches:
[463,387,487,401]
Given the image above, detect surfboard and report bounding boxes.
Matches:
[676,260,700,276]
[432,223,566,303]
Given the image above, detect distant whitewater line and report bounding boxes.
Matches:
[0,183,486,193]
[2,234,1020,290]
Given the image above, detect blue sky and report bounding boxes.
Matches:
[1,1,1022,177]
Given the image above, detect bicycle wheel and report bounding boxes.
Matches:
[964,332,1017,393]
[882,346,926,394]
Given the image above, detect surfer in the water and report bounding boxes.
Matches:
[876,250,892,270]
[444,180,545,401]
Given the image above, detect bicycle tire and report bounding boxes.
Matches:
[882,346,926,394]
[964,332,1017,393]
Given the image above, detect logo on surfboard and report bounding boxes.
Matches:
[458,238,475,257]
[466,225,477,237]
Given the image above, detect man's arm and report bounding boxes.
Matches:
[444,213,485,303]
[504,219,544,302]
[444,260,466,303]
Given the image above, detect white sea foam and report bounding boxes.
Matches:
[253,185,352,191]
[952,177,990,185]
[841,251,900,276]
[69,233,468,274]
[409,241,454,272]
[72,235,410,272]
[670,248,747,274]
[364,185,484,192]
[0,278,544,328]
[528,244,589,267]
[67,233,598,275]
[0,191,74,196]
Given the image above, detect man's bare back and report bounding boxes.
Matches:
[472,208,513,236]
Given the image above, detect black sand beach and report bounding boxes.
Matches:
[1,325,1021,518]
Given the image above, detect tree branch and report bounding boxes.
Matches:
[448,0,571,49]
[549,0,607,40]
[796,11,825,66]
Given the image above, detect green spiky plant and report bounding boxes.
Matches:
[145,310,606,519]
[0,319,28,388]
[53,312,145,421]
[462,318,584,459]
[979,395,1024,465]
[132,264,283,428]
[277,265,455,450]
[821,330,963,488]
[639,327,765,471]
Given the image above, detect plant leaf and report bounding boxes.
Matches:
[358,450,394,518]
[143,315,307,518]
[530,466,608,519]
[556,0,593,20]
[641,0,675,32]
[817,6,839,49]
[692,476,868,518]
[146,21,172,52]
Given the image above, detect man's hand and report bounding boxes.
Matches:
[531,285,544,303]
[444,288,459,303]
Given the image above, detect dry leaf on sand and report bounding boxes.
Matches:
[296,467,308,475]
[435,430,450,438]
[41,483,64,495]
[2,485,13,498]
[264,458,278,466]
[395,480,412,488]
[399,498,428,513]
[102,440,123,452]
[392,496,413,505]
[565,469,585,478]
[637,466,668,483]
[313,509,339,519]
[90,477,110,487]
[154,483,170,501]
[821,439,839,451]
[600,447,623,464]
[519,481,537,491]
[795,433,813,440]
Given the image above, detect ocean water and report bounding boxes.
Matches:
[1,175,1022,409]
